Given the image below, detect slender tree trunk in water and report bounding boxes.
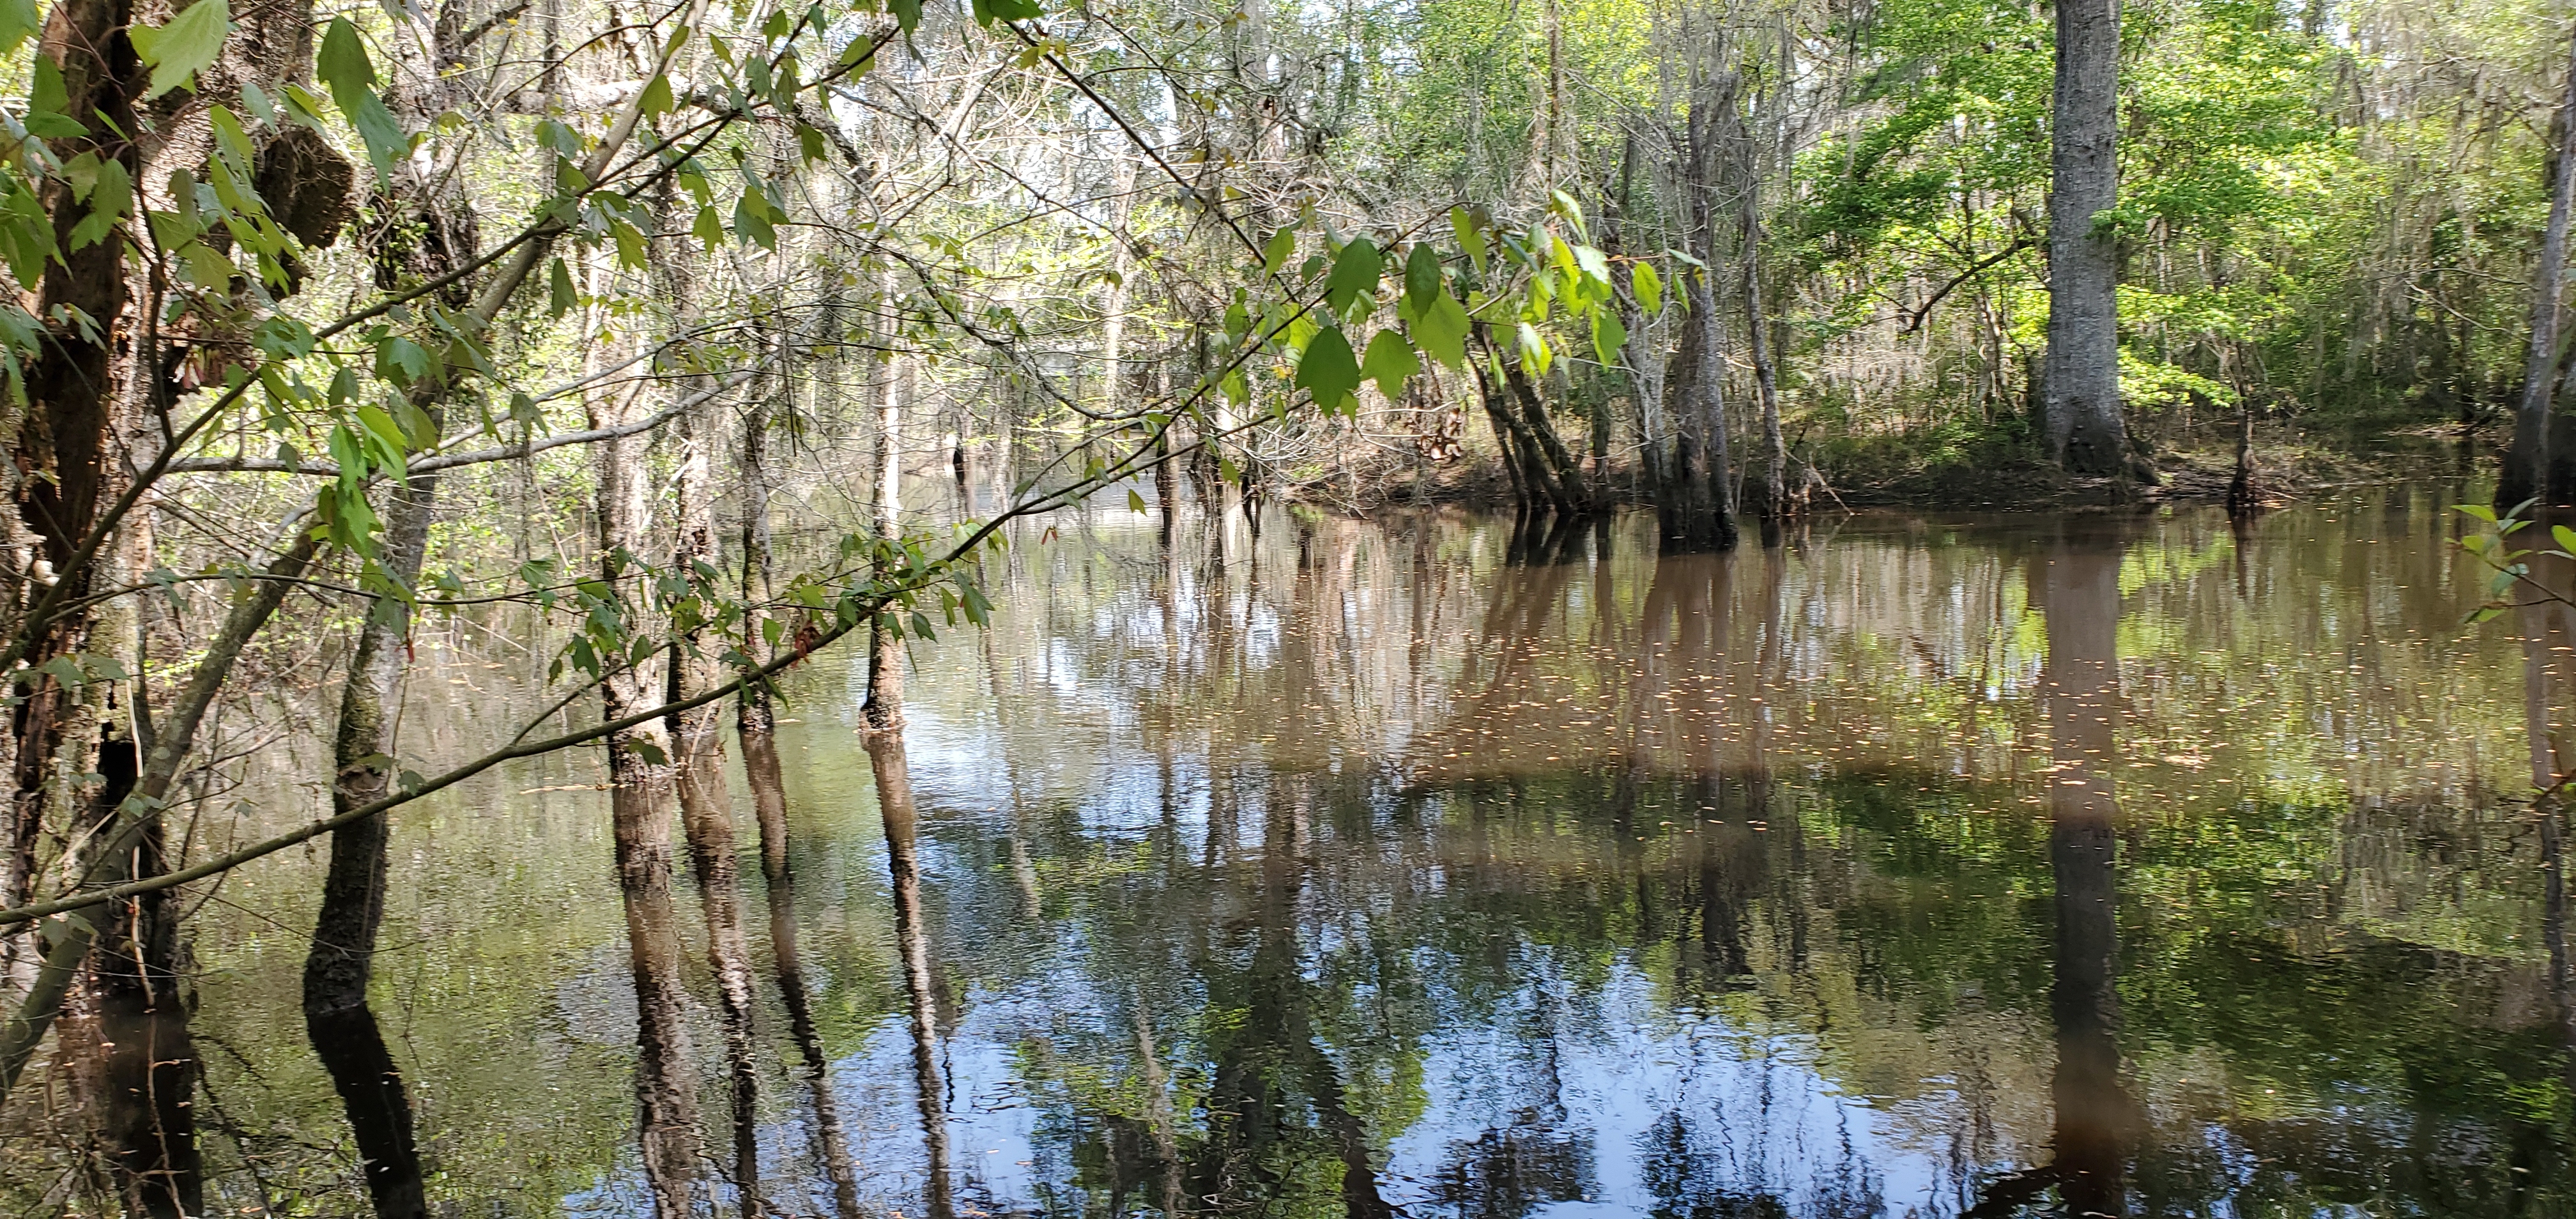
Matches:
[2505,26,2576,508]
[666,391,762,1217]
[592,357,700,1217]
[1473,360,1539,508]
[866,347,907,731]
[301,465,438,1219]
[1101,154,1137,417]
[647,208,762,1213]
[869,732,954,1219]
[2043,0,2130,479]
[2227,402,2261,518]
[300,32,468,1193]
[734,367,864,1216]
[2037,523,2133,1213]
[1742,204,1786,533]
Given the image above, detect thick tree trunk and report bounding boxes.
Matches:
[2505,27,2576,508]
[1678,270,1740,551]
[2043,0,2129,479]
[2,0,150,1005]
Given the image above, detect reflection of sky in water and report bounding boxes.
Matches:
[549,500,2569,1218]
[572,970,2000,1217]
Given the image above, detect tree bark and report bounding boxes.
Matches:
[2505,26,2576,507]
[2043,0,2129,479]
[591,332,700,1216]
[866,310,908,731]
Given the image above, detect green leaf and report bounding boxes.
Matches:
[548,256,576,318]
[130,0,231,98]
[638,73,675,119]
[969,0,1040,24]
[2550,523,2576,555]
[1591,309,1627,368]
[1323,238,1382,315]
[1128,489,1149,514]
[692,204,724,253]
[611,218,648,268]
[1633,262,1662,314]
[66,160,130,250]
[732,195,776,249]
[1404,243,1443,314]
[0,0,39,58]
[1517,321,1551,376]
[1294,326,1361,415]
[318,19,402,180]
[1452,206,1485,279]
[1572,243,1611,291]
[1359,329,1420,399]
[1408,289,1469,371]
[2455,503,2497,523]
[317,16,377,92]
[23,60,83,137]
[1262,227,1296,275]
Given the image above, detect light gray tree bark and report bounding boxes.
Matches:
[2043,0,2129,479]
[2503,25,2576,507]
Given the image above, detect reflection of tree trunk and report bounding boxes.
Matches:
[2545,797,2576,1104]
[305,1008,427,1219]
[666,402,762,1217]
[1131,999,1186,1219]
[2518,553,2576,1105]
[742,716,865,1219]
[88,737,202,1219]
[1273,785,1395,1219]
[870,730,953,1219]
[2037,525,2130,1216]
[673,716,760,1215]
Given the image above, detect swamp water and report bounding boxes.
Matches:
[40,490,2576,1216]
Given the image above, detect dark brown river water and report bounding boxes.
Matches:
[60,489,2576,1216]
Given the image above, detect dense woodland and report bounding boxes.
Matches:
[0,0,2570,1206]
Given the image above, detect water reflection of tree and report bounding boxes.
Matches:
[861,503,2576,1219]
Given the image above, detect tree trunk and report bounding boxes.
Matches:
[590,334,700,1217]
[866,314,908,732]
[1680,268,1740,551]
[301,467,437,1219]
[1742,208,1786,531]
[2505,26,2576,508]
[2043,0,2129,479]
